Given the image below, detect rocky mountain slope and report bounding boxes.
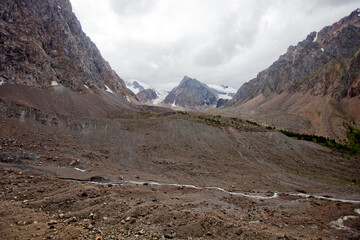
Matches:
[0,0,135,101]
[164,76,218,110]
[136,88,158,104]
[222,9,360,140]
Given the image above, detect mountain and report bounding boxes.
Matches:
[125,80,148,94]
[164,76,218,110]
[125,79,169,105]
[136,88,157,104]
[0,0,136,98]
[222,9,360,140]
[0,0,140,118]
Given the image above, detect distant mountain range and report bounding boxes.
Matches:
[125,80,169,105]
[126,77,236,110]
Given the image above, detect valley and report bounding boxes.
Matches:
[0,86,359,239]
[0,0,359,239]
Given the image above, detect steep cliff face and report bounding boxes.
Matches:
[0,0,131,97]
[232,10,360,104]
[164,76,217,110]
[223,10,360,139]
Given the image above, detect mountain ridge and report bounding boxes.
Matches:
[220,9,360,140]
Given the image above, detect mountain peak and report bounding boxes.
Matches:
[164,76,217,110]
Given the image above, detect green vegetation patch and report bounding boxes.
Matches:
[137,112,160,118]
[246,119,261,127]
[279,128,360,154]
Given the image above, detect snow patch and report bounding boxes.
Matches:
[355,209,360,215]
[57,5,61,9]
[125,79,151,94]
[126,96,131,102]
[218,94,232,100]
[208,84,237,100]
[152,89,169,105]
[321,48,324,52]
[74,167,86,172]
[84,84,89,90]
[0,79,4,86]
[105,85,114,94]
[314,32,318,42]
[51,81,59,86]
[171,100,177,107]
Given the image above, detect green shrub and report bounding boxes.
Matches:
[279,129,359,154]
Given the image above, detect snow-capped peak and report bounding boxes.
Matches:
[125,79,150,94]
[125,79,169,105]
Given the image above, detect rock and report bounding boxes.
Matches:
[63,217,77,224]
[69,159,79,166]
[235,229,243,236]
[48,220,58,225]
[90,213,98,220]
[164,231,176,239]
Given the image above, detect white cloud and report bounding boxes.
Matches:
[71,0,360,90]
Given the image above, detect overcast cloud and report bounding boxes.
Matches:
[71,0,359,90]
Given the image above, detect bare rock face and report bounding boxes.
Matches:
[136,89,158,104]
[164,76,217,109]
[0,0,130,97]
[231,9,360,104]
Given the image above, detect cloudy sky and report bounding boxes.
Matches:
[71,0,359,90]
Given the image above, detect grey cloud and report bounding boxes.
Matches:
[109,0,155,16]
[71,0,360,90]
[316,0,360,6]
[193,4,268,67]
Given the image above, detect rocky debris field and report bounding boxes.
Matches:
[1,167,360,240]
[0,97,360,239]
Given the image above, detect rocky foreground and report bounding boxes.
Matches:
[1,167,360,240]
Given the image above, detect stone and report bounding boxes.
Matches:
[63,217,77,223]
